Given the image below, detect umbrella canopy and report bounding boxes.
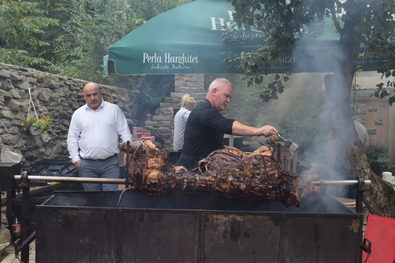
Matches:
[104,0,390,75]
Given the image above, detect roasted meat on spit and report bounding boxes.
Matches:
[119,135,320,207]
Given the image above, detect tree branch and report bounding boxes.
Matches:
[330,7,342,34]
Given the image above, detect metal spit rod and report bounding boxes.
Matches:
[13,175,371,186]
[13,175,126,184]
[312,179,371,185]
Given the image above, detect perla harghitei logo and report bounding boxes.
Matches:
[141,9,265,71]
[142,53,199,70]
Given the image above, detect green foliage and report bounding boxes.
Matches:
[229,0,395,102]
[0,48,49,68]
[21,115,52,133]
[1,0,190,82]
[49,0,190,82]
[374,69,395,105]
[229,0,321,78]
[366,148,395,176]
[48,0,142,82]
[20,117,38,129]
[258,73,292,102]
[129,0,190,20]
[0,0,58,69]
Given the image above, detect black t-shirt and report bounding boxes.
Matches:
[182,99,234,159]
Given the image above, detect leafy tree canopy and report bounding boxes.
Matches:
[0,0,58,69]
[1,0,190,82]
[228,0,395,102]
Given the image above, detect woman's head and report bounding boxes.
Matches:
[181,94,196,111]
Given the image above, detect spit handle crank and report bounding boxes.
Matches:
[361,238,372,263]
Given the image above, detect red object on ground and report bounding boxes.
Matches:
[362,214,395,263]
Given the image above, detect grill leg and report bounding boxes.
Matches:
[20,186,30,263]
[353,177,366,214]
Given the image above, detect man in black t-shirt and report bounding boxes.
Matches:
[176,78,278,170]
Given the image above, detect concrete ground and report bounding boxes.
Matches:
[1,240,35,263]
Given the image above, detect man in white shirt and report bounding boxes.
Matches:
[67,82,132,191]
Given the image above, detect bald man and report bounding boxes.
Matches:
[176,78,278,170]
[67,82,132,191]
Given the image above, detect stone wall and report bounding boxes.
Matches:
[144,74,206,152]
[0,62,135,171]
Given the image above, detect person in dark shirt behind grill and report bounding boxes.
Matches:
[176,78,278,170]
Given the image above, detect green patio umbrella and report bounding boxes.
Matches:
[104,0,390,75]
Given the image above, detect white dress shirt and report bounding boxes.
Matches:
[173,107,191,151]
[67,100,132,163]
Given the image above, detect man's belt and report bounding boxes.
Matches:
[82,154,117,162]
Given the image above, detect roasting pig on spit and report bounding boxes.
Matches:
[119,134,321,207]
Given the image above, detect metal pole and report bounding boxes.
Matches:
[14,175,372,186]
[21,186,30,263]
[312,180,371,185]
[14,175,127,184]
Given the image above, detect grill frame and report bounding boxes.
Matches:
[36,190,363,263]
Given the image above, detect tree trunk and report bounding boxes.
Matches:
[354,146,395,217]
[325,16,395,218]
